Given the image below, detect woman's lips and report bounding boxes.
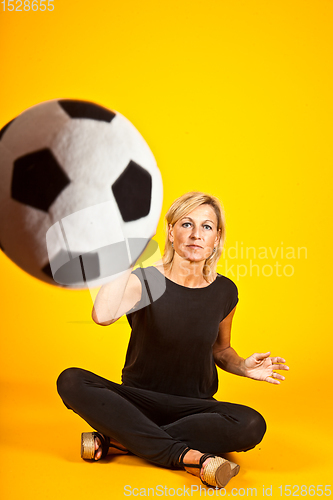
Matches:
[187,245,202,248]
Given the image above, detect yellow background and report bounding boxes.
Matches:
[0,0,332,498]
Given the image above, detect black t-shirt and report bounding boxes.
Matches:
[122,266,239,399]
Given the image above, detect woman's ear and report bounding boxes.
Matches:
[168,223,174,243]
[215,228,221,245]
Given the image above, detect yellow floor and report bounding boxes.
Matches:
[1,377,332,500]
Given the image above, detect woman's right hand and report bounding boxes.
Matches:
[243,352,289,384]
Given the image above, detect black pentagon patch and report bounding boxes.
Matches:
[58,99,116,123]
[41,260,56,280]
[11,148,71,212]
[42,239,158,286]
[0,118,16,140]
[112,160,152,222]
[0,240,4,252]
[42,249,100,286]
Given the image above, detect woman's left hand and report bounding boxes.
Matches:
[244,352,289,384]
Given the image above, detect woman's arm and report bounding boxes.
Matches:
[92,268,142,326]
[212,307,246,376]
[212,307,289,384]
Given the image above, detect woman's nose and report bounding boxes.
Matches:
[190,225,202,238]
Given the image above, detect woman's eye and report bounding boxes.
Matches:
[181,222,212,230]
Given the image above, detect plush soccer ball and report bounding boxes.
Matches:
[0,99,163,288]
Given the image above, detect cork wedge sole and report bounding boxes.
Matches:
[178,447,240,489]
[81,432,110,460]
[203,457,240,488]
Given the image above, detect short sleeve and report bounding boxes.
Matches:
[126,266,167,317]
[126,267,152,314]
[220,279,239,322]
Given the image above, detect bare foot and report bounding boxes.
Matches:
[94,435,129,460]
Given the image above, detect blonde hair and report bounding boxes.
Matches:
[162,191,226,283]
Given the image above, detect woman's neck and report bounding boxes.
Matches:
[164,255,215,288]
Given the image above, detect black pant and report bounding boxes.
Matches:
[56,367,266,469]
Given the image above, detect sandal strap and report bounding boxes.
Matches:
[178,448,215,470]
[199,453,218,486]
[178,447,191,467]
[92,432,110,459]
[199,453,216,468]
[178,447,201,470]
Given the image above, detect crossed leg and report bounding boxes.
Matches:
[56,367,266,471]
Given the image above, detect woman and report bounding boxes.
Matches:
[57,191,288,489]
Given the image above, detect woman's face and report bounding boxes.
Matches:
[169,204,220,263]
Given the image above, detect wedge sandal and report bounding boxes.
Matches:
[81,431,129,460]
[81,432,110,460]
[178,447,240,488]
